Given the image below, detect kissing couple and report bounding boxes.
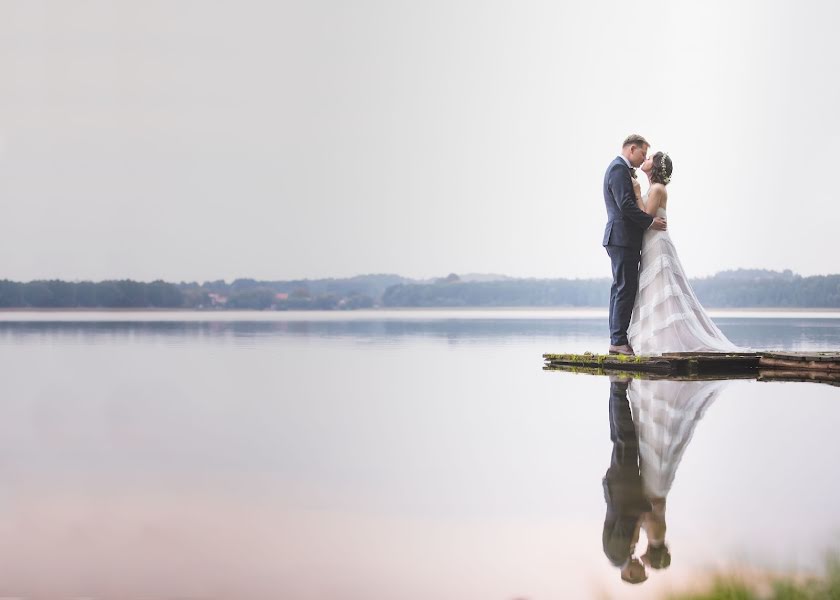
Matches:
[602,134,739,356]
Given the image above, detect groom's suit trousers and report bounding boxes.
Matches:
[605,245,640,346]
[602,380,651,566]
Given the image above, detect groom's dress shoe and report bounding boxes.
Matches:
[608,344,635,356]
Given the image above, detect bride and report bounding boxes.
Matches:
[627,152,740,355]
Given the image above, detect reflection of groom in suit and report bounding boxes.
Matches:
[602,378,652,584]
[603,135,667,356]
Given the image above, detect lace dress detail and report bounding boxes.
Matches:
[628,205,740,355]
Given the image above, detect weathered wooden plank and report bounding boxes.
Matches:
[761,351,840,363]
[544,363,840,387]
[695,355,761,369]
[759,356,840,371]
[542,352,675,373]
[544,363,757,381]
[756,369,840,387]
[661,352,759,358]
[543,350,839,377]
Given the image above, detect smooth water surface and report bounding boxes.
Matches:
[1,310,839,599]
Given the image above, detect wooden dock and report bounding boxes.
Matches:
[543,350,840,385]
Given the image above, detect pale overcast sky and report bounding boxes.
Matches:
[1,0,838,282]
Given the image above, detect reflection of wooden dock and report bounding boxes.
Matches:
[543,351,840,385]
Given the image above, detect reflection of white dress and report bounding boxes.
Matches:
[628,205,739,355]
[628,379,727,499]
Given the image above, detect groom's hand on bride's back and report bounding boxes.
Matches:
[651,217,667,231]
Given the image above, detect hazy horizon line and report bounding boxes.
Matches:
[2,267,828,285]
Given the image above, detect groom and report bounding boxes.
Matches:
[602,376,652,583]
[603,135,667,356]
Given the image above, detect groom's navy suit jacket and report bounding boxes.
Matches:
[602,157,654,250]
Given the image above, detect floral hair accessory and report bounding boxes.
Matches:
[656,152,672,185]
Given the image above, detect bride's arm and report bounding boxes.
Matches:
[632,178,645,212]
[644,185,666,217]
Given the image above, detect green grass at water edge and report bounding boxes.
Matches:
[663,555,840,600]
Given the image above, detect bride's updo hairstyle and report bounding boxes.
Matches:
[651,152,673,185]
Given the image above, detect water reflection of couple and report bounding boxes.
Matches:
[602,376,727,584]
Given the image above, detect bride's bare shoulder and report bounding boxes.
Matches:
[649,183,668,197]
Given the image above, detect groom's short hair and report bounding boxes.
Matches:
[622,134,649,148]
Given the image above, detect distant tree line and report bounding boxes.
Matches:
[181,276,390,310]
[0,279,184,308]
[382,270,840,308]
[691,270,840,308]
[382,276,610,307]
[0,277,384,310]
[1,270,838,309]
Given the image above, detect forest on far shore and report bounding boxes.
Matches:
[1,269,838,310]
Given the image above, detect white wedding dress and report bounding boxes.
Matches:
[628,202,740,355]
[628,379,727,499]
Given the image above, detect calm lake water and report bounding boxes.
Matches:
[1,310,839,599]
